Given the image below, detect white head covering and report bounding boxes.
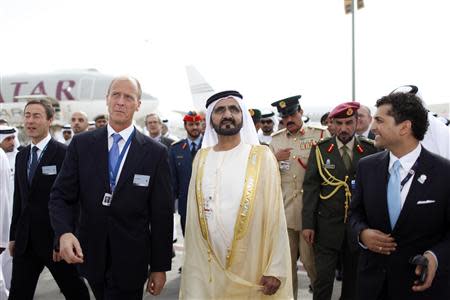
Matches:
[202,91,260,148]
[0,125,19,150]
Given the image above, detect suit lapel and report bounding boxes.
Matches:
[376,151,392,232]
[30,139,58,188]
[328,137,347,178]
[92,127,110,192]
[19,145,31,194]
[114,130,147,193]
[394,148,432,232]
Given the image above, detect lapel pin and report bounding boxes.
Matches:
[418,174,427,184]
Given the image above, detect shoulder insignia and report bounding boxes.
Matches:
[317,136,332,145]
[358,136,375,146]
[271,128,287,137]
[171,139,185,146]
[307,124,327,131]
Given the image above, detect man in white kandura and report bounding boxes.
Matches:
[180,90,293,299]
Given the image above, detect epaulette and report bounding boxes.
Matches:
[271,128,287,137]
[317,136,333,145]
[171,139,185,146]
[358,136,375,146]
[307,124,327,131]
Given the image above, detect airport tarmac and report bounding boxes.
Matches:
[34,215,342,299]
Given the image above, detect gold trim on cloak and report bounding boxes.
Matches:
[195,145,264,269]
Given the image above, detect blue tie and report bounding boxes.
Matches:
[28,146,39,184]
[387,160,402,229]
[109,133,122,172]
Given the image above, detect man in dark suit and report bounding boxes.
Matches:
[145,113,175,148]
[302,102,378,300]
[350,92,450,299]
[169,111,202,235]
[356,105,376,140]
[8,99,89,300]
[49,76,173,299]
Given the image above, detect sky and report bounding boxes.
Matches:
[1,0,450,113]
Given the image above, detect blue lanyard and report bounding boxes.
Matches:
[109,129,135,192]
[28,143,49,170]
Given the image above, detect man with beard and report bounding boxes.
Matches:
[269,95,328,299]
[70,111,89,134]
[302,102,377,300]
[180,90,292,299]
[259,112,276,144]
[169,111,203,235]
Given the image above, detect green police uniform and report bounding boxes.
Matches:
[303,135,377,300]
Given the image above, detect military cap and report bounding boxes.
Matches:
[205,90,243,108]
[271,95,301,117]
[261,111,275,119]
[329,101,360,119]
[94,114,108,122]
[183,111,203,122]
[248,108,262,122]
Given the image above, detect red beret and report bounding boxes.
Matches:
[183,111,203,122]
[329,102,360,119]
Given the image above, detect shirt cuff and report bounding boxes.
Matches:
[424,250,438,269]
[357,232,368,249]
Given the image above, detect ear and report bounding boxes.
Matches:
[135,99,142,112]
[399,120,412,136]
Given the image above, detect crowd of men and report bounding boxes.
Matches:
[0,77,449,300]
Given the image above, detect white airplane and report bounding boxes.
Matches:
[185,65,345,124]
[0,69,159,126]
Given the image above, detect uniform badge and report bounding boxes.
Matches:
[356,144,364,153]
[327,144,335,153]
[182,143,188,149]
[249,109,255,116]
[279,101,286,108]
[324,158,335,169]
[346,108,353,116]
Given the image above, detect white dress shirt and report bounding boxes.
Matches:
[388,143,421,208]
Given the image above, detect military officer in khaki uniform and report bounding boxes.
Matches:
[269,95,328,299]
[302,102,378,300]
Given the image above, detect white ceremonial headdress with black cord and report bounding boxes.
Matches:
[202,90,260,148]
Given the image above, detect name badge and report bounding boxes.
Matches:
[42,165,57,175]
[280,160,290,171]
[102,193,112,206]
[324,164,335,169]
[133,174,150,187]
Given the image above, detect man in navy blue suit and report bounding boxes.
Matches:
[8,99,89,300]
[350,91,450,299]
[49,76,173,299]
[169,111,203,235]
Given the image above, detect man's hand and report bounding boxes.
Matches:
[146,271,166,296]
[412,252,437,292]
[8,241,15,257]
[302,229,315,245]
[59,233,84,264]
[259,276,281,295]
[53,250,62,262]
[360,229,396,255]
[275,148,292,161]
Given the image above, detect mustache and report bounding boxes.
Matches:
[286,121,295,126]
[220,118,235,125]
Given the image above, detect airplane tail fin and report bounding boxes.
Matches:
[185,65,214,111]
